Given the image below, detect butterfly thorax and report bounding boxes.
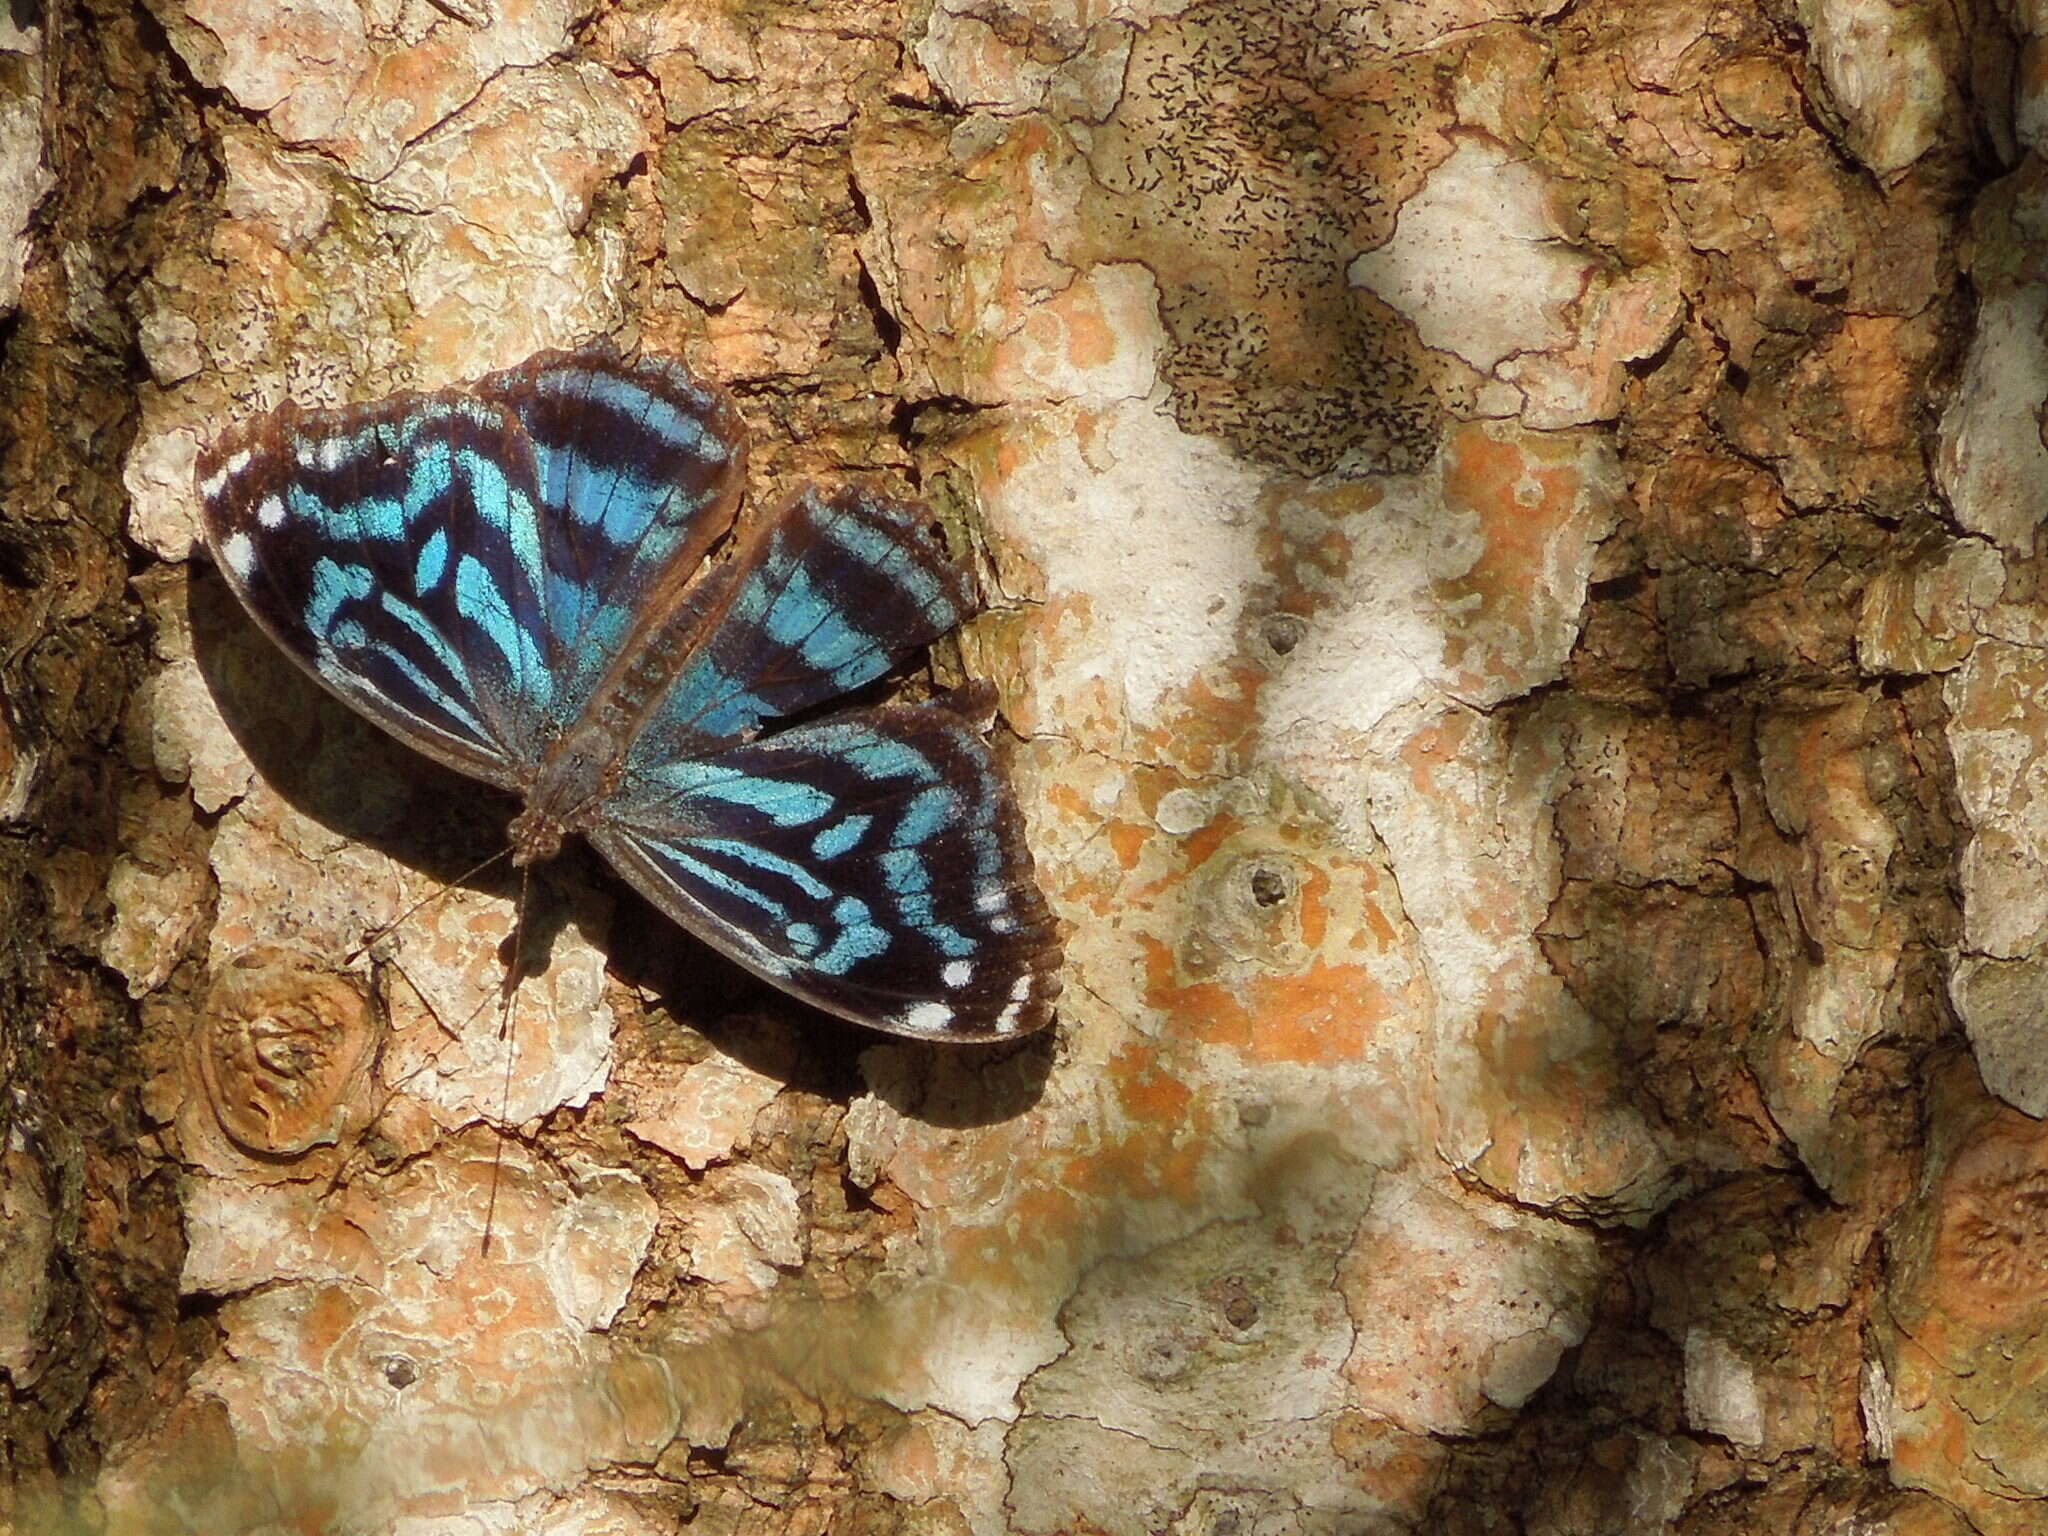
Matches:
[508,721,625,867]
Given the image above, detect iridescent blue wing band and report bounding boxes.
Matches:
[628,486,977,756]
[594,697,1061,1040]
[475,349,747,710]
[197,392,555,787]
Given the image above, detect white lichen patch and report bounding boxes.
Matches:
[1936,285,2048,557]
[123,416,206,563]
[1794,0,1953,173]
[1682,1330,1765,1447]
[376,61,644,379]
[1348,137,1593,377]
[0,1149,52,1388]
[380,883,615,1131]
[917,2,1135,120]
[102,852,211,998]
[1946,640,2048,960]
[1340,1179,1599,1435]
[1951,955,2048,1117]
[683,1164,803,1292]
[173,0,588,181]
[965,396,1270,739]
[0,35,48,316]
[985,262,1167,406]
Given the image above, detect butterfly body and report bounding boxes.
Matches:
[505,719,622,866]
[197,348,1061,1041]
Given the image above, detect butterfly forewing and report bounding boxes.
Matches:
[197,392,558,787]
[476,350,747,704]
[596,702,1061,1040]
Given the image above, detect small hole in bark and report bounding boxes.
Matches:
[380,1355,419,1389]
[1214,1274,1260,1332]
[1248,866,1288,907]
[1260,613,1304,655]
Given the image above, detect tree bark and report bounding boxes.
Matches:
[2,0,2043,1532]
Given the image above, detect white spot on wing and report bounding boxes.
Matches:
[1009,973,1033,1003]
[220,531,255,579]
[995,1000,1024,1033]
[942,960,974,988]
[257,495,285,529]
[900,1001,953,1033]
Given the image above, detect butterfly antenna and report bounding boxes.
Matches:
[347,846,514,964]
[379,980,503,1098]
[480,863,533,1257]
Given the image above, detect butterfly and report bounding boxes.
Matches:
[195,347,1062,1042]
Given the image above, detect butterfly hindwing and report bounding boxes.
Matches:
[628,486,978,755]
[594,699,1061,1040]
[197,391,557,786]
[475,349,747,703]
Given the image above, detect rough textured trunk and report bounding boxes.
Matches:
[4,0,2047,1531]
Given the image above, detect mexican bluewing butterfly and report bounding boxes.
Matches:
[195,348,1061,1041]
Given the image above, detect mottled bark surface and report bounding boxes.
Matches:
[5,0,2048,1531]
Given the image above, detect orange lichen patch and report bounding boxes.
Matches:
[1400,711,1474,799]
[1248,963,1393,1064]
[1298,862,1332,950]
[1106,820,1149,870]
[1177,814,1243,876]
[937,1183,1086,1291]
[994,269,1117,373]
[1119,812,1242,910]
[1435,422,1584,673]
[1463,865,1534,947]
[1332,1411,1445,1506]
[1155,959,1391,1066]
[1139,932,1180,1000]
[959,112,1049,176]
[294,1282,369,1369]
[1243,481,1385,650]
[1043,777,1094,822]
[1137,661,1268,778]
[1886,1373,1973,1492]
[1110,1041,1194,1124]
[1062,1117,1210,1208]
[1825,313,1919,450]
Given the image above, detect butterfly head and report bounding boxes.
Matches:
[507,806,568,868]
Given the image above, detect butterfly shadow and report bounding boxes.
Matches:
[189,563,1055,1131]
[599,878,1058,1131]
[187,562,567,944]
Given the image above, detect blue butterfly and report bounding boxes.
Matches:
[196,348,1061,1041]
